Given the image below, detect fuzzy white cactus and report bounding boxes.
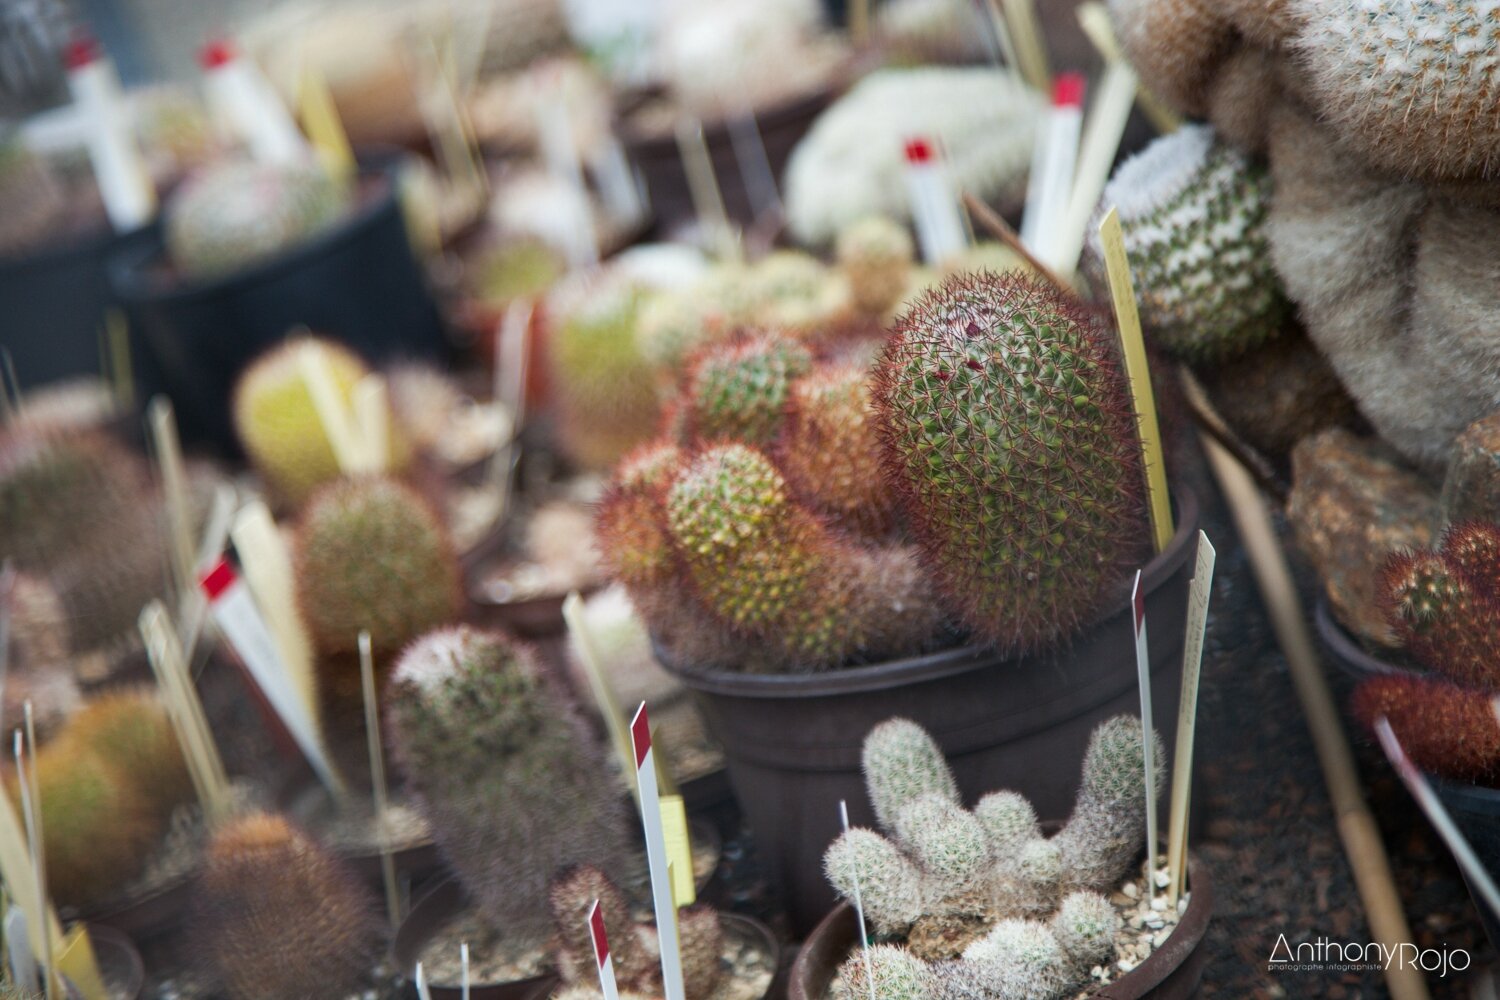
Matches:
[1086,125,1287,362]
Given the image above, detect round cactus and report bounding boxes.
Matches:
[595,442,684,591]
[232,337,385,507]
[294,476,461,656]
[835,945,933,1000]
[1354,673,1500,782]
[1051,891,1120,968]
[1086,125,1288,362]
[0,572,77,737]
[550,284,660,470]
[838,216,915,316]
[386,626,628,932]
[825,827,926,934]
[166,159,352,279]
[55,689,192,819]
[1382,523,1500,691]
[874,270,1148,652]
[680,332,813,446]
[778,362,898,537]
[197,812,382,1000]
[549,864,655,988]
[1290,0,1500,182]
[973,791,1041,853]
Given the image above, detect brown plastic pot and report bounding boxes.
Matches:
[662,488,1201,935]
[789,855,1213,1000]
[1313,600,1420,683]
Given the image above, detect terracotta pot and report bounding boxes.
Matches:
[663,488,1201,934]
[789,856,1214,1000]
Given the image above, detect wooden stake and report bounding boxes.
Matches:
[297,64,356,182]
[1198,428,1430,1000]
[999,0,1051,91]
[352,374,390,475]
[1097,208,1173,552]
[961,192,1073,293]
[12,731,51,1000]
[147,397,196,602]
[359,631,401,929]
[140,601,233,823]
[104,310,133,413]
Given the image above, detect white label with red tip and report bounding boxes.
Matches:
[1131,569,1158,887]
[630,704,686,1000]
[201,39,309,166]
[66,42,155,231]
[1023,73,1085,266]
[200,559,340,794]
[902,136,967,265]
[588,900,621,1000]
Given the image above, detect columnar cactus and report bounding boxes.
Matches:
[385,627,629,933]
[294,476,461,657]
[549,865,725,1000]
[1085,125,1287,363]
[166,160,352,278]
[232,337,383,507]
[196,812,382,1000]
[680,333,813,446]
[825,716,1157,960]
[874,271,1148,652]
[838,217,915,317]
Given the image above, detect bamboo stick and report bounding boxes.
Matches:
[1197,428,1430,1000]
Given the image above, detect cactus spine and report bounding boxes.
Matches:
[874,271,1148,652]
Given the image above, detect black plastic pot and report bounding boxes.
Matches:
[0,223,157,391]
[109,168,448,454]
[1434,775,1500,951]
[789,855,1213,1000]
[662,488,1201,934]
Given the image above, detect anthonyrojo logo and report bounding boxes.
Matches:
[1268,935,1470,978]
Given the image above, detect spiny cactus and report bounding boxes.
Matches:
[1289,0,1500,182]
[1085,125,1288,363]
[231,337,382,507]
[54,688,193,819]
[549,865,725,1000]
[166,159,352,279]
[778,362,897,537]
[1353,674,1500,783]
[1,572,77,737]
[294,476,461,656]
[0,140,64,259]
[196,812,382,1000]
[679,333,813,446]
[825,715,1158,960]
[838,217,915,317]
[1381,522,1500,691]
[834,946,933,1000]
[550,284,661,470]
[874,271,1148,652]
[386,627,629,934]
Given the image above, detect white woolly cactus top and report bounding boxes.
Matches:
[389,626,481,697]
[1101,124,1216,221]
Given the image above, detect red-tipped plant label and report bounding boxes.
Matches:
[630,702,685,1000]
[631,704,652,770]
[588,900,622,1000]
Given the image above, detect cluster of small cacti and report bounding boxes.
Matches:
[601,270,1151,670]
[165,159,352,279]
[821,717,1156,1000]
[385,626,629,933]
[293,475,462,659]
[875,271,1148,651]
[232,337,378,507]
[9,688,192,906]
[0,428,173,655]
[549,864,725,1000]
[784,68,1042,246]
[0,139,65,259]
[1353,522,1500,781]
[195,811,382,1000]
[1084,125,1288,364]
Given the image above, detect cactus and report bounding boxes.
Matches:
[1085,125,1288,363]
[825,715,1157,959]
[165,160,352,279]
[196,812,382,1000]
[1381,523,1500,691]
[778,362,898,537]
[1289,0,1500,183]
[231,337,377,507]
[1,572,77,737]
[0,140,64,259]
[551,284,662,470]
[55,689,193,819]
[838,217,915,317]
[386,627,629,934]
[680,333,813,446]
[477,238,565,305]
[294,476,461,657]
[874,271,1148,652]
[1353,674,1500,782]
[834,946,933,1000]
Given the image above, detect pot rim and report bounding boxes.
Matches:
[660,485,1199,699]
[108,166,398,304]
[788,853,1213,1000]
[1312,600,1418,680]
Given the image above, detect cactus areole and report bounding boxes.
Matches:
[874,271,1148,653]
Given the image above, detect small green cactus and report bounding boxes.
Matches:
[680,333,813,446]
[196,812,382,1000]
[293,476,461,657]
[838,217,915,317]
[1086,125,1288,363]
[874,270,1149,652]
[386,627,629,933]
[166,160,352,279]
[550,284,661,470]
[54,688,193,819]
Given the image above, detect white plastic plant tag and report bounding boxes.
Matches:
[631,704,686,1000]
[903,137,967,265]
[588,901,622,1000]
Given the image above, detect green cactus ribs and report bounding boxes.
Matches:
[874,270,1148,653]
